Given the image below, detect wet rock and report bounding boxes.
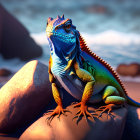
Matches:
[84,4,110,14]
[0,60,52,133]
[0,68,12,77]
[0,4,42,61]
[19,105,127,140]
[116,63,140,77]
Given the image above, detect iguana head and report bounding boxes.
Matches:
[46,15,80,55]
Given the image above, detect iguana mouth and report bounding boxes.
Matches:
[46,31,75,39]
[46,31,76,43]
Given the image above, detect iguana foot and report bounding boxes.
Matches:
[44,105,71,125]
[72,102,96,124]
[95,104,119,118]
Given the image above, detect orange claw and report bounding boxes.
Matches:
[73,102,96,124]
[44,105,71,125]
[95,104,119,118]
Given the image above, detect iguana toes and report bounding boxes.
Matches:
[45,15,140,123]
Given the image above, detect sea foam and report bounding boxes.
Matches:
[31,30,140,46]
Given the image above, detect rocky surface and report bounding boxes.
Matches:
[122,81,140,140]
[0,60,52,133]
[0,68,12,77]
[116,63,140,77]
[0,4,42,61]
[19,105,127,140]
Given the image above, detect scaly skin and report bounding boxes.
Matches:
[45,15,140,124]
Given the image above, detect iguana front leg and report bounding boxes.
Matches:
[46,83,69,124]
[48,55,55,83]
[45,56,70,124]
[73,61,96,122]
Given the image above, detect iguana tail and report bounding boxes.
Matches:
[126,95,140,107]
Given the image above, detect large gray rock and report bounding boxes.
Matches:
[0,60,52,133]
[0,4,42,60]
[19,105,127,140]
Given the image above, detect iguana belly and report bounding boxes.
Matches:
[54,73,106,102]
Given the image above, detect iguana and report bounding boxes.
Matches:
[45,15,140,123]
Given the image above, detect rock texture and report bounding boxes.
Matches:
[0,4,42,60]
[0,60,52,133]
[122,106,140,140]
[116,63,140,77]
[19,105,127,140]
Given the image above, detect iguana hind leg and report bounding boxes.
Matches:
[96,86,126,117]
[73,62,96,123]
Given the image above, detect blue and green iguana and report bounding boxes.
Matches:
[45,15,140,123]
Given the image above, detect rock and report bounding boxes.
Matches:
[116,63,140,77]
[0,68,12,77]
[122,81,140,140]
[0,60,52,133]
[19,105,127,140]
[84,4,110,14]
[0,136,18,140]
[0,4,42,61]
[122,106,140,140]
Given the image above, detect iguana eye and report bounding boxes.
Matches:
[64,24,71,33]
[65,24,71,29]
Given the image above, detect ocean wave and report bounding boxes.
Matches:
[31,30,140,67]
[31,30,140,46]
[31,32,48,45]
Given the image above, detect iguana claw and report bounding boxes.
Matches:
[72,102,96,124]
[44,105,71,125]
[95,104,119,118]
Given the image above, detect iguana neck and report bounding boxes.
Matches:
[48,33,82,66]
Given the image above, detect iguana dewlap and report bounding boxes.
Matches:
[45,15,140,123]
